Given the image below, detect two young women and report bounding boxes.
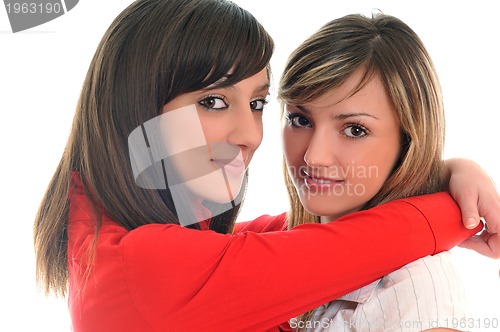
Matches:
[34,0,498,331]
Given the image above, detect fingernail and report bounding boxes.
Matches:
[465,217,477,229]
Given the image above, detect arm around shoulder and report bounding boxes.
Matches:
[118,192,477,330]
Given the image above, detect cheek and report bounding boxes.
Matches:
[282,127,309,166]
[255,116,264,143]
[376,134,402,175]
[350,137,401,188]
[199,116,229,143]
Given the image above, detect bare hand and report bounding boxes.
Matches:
[445,158,500,258]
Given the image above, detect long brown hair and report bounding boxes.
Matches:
[34,0,274,297]
[278,14,444,329]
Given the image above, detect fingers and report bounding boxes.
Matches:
[458,237,488,256]
[445,158,499,257]
[484,233,499,259]
[478,193,500,235]
[458,231,500,259]
[454,188,481,229]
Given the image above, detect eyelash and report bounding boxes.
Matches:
[341,123,369,140]
[285,112,311,128]
[250,98,269,112]
[286,112,369,139]
[198,95,269,112]
[198,95,229,111]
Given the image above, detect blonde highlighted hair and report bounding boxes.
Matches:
[279,14,445,329]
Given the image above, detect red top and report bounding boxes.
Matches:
[67,175,481,332]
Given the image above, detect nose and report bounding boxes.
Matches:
[227,107,263,162]
[304,130,338,167]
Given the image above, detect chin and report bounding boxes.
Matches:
[300,195,362,221]
[207,188,241,204]
[184,170,243,201]
[206,179,244,204]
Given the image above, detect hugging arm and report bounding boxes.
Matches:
[124,194,478,331]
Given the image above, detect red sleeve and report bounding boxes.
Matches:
[233,213,287,234]
[120,192,481,331]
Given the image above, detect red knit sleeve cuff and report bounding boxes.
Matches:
[400,192,483,254]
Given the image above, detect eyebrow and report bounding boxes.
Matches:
[255,82,271,93]
[204,81,271,94]
[296,105,379,120]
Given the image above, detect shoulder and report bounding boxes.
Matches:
[386,251,456,285]
[233,213,287,234]
[315,252,476,331]
[382,252,461,299]
[377,252,477,330]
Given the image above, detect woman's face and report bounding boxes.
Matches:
[159,68,269,204]
[282,69,401,222]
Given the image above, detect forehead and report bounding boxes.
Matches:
[298,69,391,115]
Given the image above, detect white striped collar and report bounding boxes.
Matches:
[337,279,382,303]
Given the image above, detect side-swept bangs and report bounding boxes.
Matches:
[159,0,274,100]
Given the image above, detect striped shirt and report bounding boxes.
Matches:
[298,252,479,332]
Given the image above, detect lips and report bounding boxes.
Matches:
[211,158,246,175]
[301,169,344,190]
[207,141,247,175]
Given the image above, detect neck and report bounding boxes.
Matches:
[320,207,362,223]
[320,215,341,224]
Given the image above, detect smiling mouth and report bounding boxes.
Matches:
[301,169,345,189]
[211,159,246,175]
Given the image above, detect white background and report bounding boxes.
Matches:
[0,1,498,331]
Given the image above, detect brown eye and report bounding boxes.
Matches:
[250,99,268,112]
[198,96,228,110]
[343,125,367,138]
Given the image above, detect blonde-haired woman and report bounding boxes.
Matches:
[280,14,484,331]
